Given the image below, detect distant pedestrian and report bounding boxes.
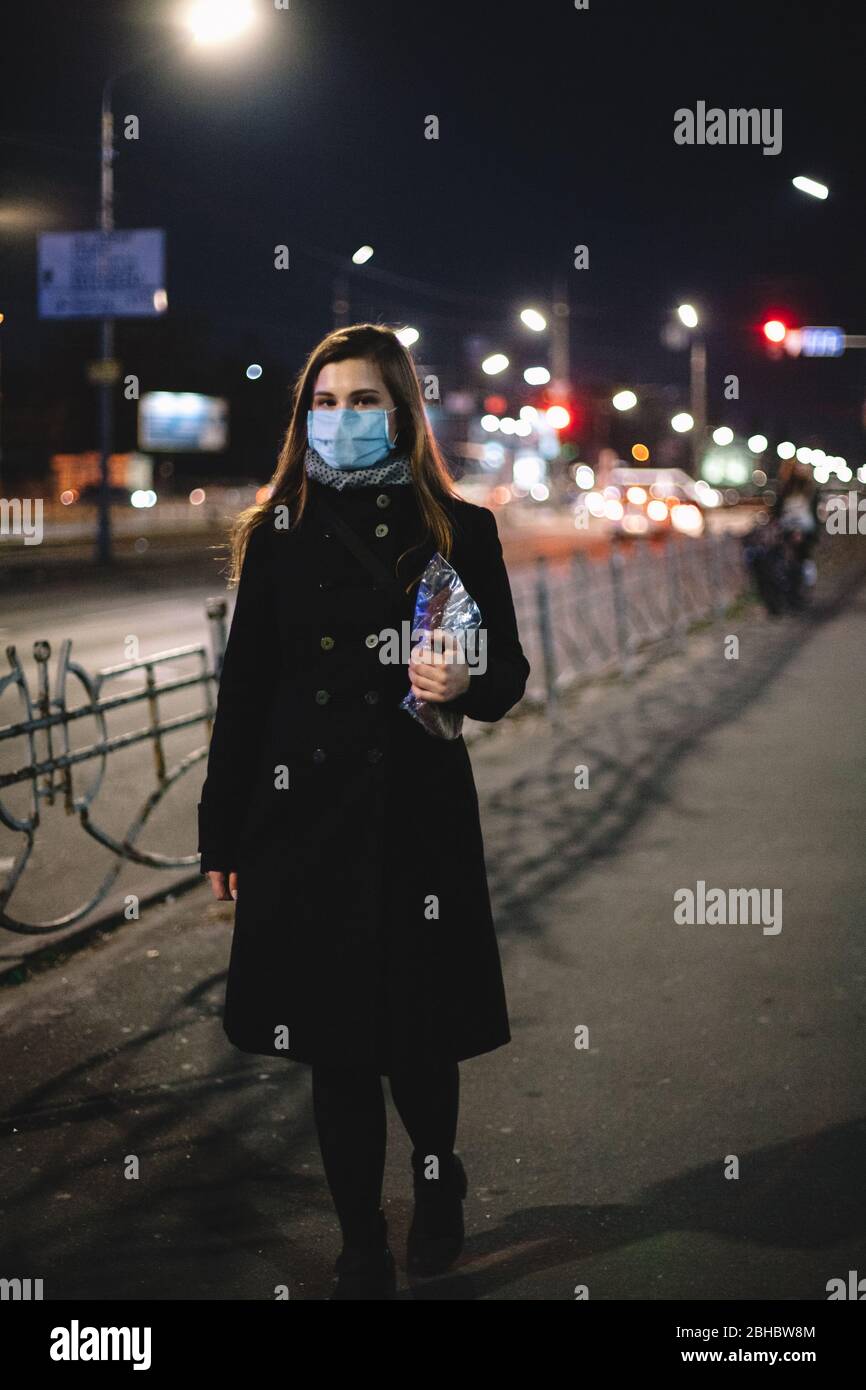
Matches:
[773,461,819,608]
[197,323,530,1298]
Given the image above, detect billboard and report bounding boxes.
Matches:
[38,229,167,319]
[138,393,229,452]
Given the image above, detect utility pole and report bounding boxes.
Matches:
[550,278,571,392]
[689,335,707,478]
[332,274,350,329]
[95,79,116,565]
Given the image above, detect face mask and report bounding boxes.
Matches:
[307,407,397,471]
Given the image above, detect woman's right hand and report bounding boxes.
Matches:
[208,871,238,902]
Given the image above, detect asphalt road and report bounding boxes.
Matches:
[1,557,864,1299]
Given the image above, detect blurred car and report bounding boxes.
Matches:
[582,466,709,538]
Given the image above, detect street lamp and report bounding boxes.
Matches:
[519,307,547,332]
[333,246,375,327]
[481,353,509,375]
[518,289,571,392]
[673,302,706,475]
[612,389,637,411]
[185,0,257,44]
[95,1,259,564]
[671,412,694,433]
[792,175,829,201]
[524,366,550,385]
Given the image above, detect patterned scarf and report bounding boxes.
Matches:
[304,444,414,491]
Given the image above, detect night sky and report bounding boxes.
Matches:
[2,0,866,471]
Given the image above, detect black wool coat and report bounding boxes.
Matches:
[197,475,530,1072]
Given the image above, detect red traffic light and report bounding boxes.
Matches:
[763,318,787,344]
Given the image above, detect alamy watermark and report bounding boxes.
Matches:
[0,498,43,545]
[674,880,782,935]
[823,491,866,535]
[375,624,487,676]
[674,102,782,157]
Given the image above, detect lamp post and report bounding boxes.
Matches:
[332,245,375,329]
[519,285,571,394]
[0,312,5,490]
[93,0,258,564]
[676,303,706,477]
[95,76,116,565]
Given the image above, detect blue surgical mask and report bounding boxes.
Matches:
[308,407,397,471]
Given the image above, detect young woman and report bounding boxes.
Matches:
[198,323,530,1299]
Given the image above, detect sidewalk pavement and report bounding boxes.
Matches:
[1,569,864,1299]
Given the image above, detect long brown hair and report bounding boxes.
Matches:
[227,323,461,593]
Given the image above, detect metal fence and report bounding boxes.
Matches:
[508,531,746,710]
[0,601,227,935]
[0,533,746,936]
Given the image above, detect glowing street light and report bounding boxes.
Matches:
[524,365,550,385]
[671,411,694,433]
[712,426,734,446]
[519,307,547,332]
[480,414,499,432]
[395,325,419,347]
[792,175,829,200]
[185,0,257,45]
[748,434,768,454]
[546,405,571,430]
[776,441,796,460]
[612,389,638,411]
[482,353,509,375]
[677,303,699,329]
[352,244,375,265]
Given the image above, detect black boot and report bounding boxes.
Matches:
[329,1209,397,1300]
[407,1151,468,1277]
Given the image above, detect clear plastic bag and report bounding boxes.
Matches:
[400,551,482,740]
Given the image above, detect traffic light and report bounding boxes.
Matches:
[539,391,584,439]
[763,318,787,345]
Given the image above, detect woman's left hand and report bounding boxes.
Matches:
[409,631,471,703]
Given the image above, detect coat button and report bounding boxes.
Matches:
[365,633,379,649]
[320,635,335,650]
[367,747,382,763]
[374,522,389,538]
[315,689,330,705]
[364,690,379,704]
[312,748,327,764]
[323,531,332,539]
[376,493,390,509]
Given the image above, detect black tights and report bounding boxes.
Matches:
[311,1062,459,1245]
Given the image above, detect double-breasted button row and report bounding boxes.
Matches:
[320,633,384,651]
[311,746,382,765]
[314,689,378,706]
